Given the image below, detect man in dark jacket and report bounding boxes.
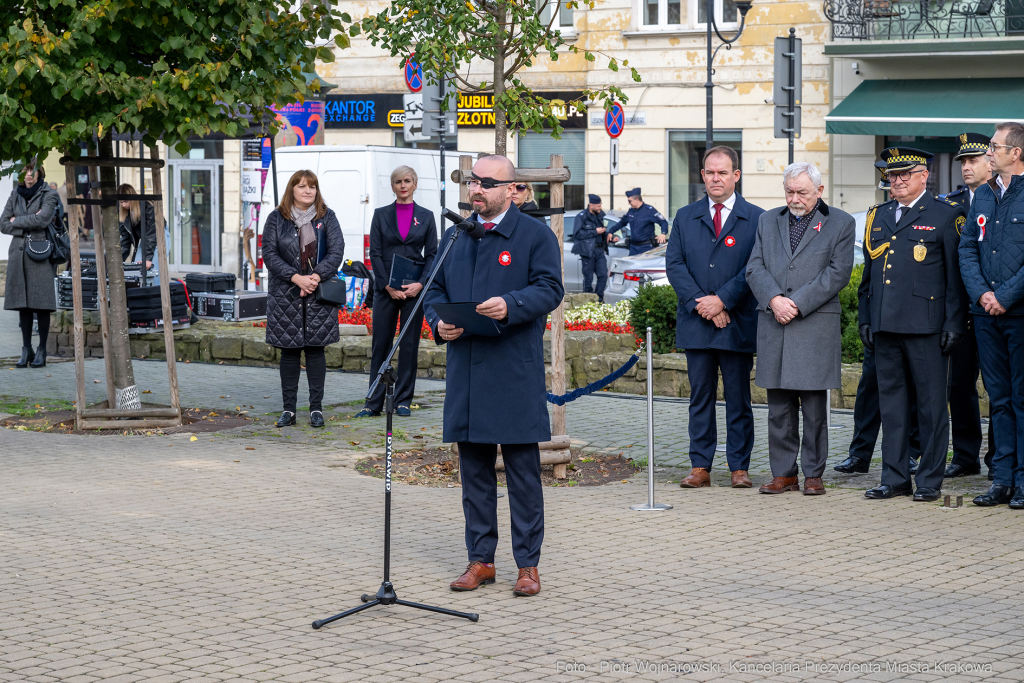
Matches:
[859,147,968,502]
[610,188,668,255]
[572,194,615,301]
[666,146,764,489]
[424,155,563,597]
[959,122,1024,508]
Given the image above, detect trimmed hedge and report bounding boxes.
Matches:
[628,283,678,354]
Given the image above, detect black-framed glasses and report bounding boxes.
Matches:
[890,169,927,182]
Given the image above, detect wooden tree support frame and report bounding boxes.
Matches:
[61,148,181,430]
[453,155,571,479]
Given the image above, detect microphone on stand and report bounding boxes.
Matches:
[442,208,486,239]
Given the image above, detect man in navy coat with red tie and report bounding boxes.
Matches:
[423,155,563,597]
[665,146,765,488]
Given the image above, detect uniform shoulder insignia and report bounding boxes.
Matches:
[942,197,959,207]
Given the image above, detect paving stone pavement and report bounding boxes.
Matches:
[4,421,1024,683]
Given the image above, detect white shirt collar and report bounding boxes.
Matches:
[477,206,510,227]
[708,192,737,211]
[900,189,927,210]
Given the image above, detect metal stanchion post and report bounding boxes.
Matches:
[631,327,673,511]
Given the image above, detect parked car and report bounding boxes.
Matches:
[608,209,870,302]
[545,209,631,293]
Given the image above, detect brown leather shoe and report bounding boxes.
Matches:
[731,470,753,488]
[449,561,496,591]
[803,477,826,495]
[679,467,710,488]
[513,567,540,596]
[758,476,800,494]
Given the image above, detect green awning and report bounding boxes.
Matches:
[825,79,1024,137]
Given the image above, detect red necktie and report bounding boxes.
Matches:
[484,222,496,230]
[713,203,724,239]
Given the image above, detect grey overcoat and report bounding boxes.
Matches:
[745,203,856,390]
[1,183,59,311]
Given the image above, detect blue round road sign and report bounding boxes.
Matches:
[404,58,423,93]
[605,102,624,139]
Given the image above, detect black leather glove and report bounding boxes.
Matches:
[859,324,874,351]
[940,330,963,355]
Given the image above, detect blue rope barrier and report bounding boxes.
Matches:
[546,346,644,406]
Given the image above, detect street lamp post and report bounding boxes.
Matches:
[705,0,754,151]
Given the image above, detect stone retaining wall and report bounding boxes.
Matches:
[46,308,989,412]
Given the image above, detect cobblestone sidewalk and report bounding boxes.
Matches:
[3,425,1024,683]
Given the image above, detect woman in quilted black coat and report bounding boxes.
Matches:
[262,170,345,428]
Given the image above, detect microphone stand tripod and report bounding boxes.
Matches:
[312,219,480,629]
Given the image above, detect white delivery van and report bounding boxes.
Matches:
[256,146,471,282]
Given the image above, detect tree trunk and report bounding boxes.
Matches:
[98,133,139,409]
[492,6,507,156]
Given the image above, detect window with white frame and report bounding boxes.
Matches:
[638,0,737,30]
[538,0,573,30]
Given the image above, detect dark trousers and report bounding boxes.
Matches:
[767,389,829,478]
[279,346,326,413]
[580,250,608,300]
[18,309,50,349]
[848,344,921,462]
[366,292,424,412]
[458,442,544,568]
[974,315,1024,487]
[874,332,950,491]
[684,349,754,471]
[947,319,985,471]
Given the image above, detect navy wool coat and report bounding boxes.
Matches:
[665,194,764,353]
[368,201,438,291]
[423,204,564,444]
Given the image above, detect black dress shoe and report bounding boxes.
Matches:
[909,459,919,475]
[1009,487,1024,510]
[944,462,980,478]
[973,484,1013,507]
[834,456,870,474]
[275,411,296,428]
[309,411,325,428]
[865,484,913,499]
[913,487,941,502]
[29,346,46,368]
[15,346,34,368]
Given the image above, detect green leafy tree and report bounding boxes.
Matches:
[356,0,641,155]
[0,0,348,405]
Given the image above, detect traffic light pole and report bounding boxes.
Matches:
[787,27,796,165]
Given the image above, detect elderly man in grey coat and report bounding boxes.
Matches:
[745,162,856,495]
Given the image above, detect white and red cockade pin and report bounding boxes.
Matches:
[977,214,987,241]
[813,221,823,232]
[499,251,511,266]
[724,236,736,247]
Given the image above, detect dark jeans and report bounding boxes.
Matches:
[580,251,608,300]
[18,309,50,350]
[279,346,326,413]
[458,442,544,568]
[974,315,1024,487]
[684,349,754,472]
[366,292,424,412]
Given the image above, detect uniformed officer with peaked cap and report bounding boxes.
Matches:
[610,188,668,255]
[858,147,969,501]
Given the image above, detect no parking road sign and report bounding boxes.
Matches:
[605,102,624,139]
[404,57,423,93]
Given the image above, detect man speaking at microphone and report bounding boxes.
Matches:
[424,155,564,597]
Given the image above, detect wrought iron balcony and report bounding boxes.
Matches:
[824,0,1024,40]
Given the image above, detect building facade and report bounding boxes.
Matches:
[321,0,832,215]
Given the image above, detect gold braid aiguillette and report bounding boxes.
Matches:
[864,206,887,260]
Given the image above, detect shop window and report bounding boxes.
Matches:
[518,131,585,211]
[667,130,741,219]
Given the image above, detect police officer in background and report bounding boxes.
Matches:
[610,188,668,256]
[859,147,968,502]
[941,133,993,479]
[572,194,617,302]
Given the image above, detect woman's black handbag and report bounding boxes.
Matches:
[25,204,70,265]
[25,234,53,262]
[314,277,347,307]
